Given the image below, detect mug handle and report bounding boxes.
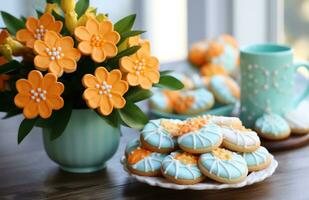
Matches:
[293,62,309,107]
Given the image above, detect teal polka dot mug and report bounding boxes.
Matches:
[239,44,309,127]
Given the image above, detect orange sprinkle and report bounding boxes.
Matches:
[174,152,198,165]
[127,148,152,164]
[173,96,195,114]
[178,116,208,135]
[160,120,183,137]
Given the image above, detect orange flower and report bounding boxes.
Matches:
[0,56,9,91]
[14,70,64,119]
[127,35,150,53]
[120,48,159,90]
[33,31,81,77]
[0,29,9,45]
[82,67,128,116]
[74,18,120,63]
[16,13,62,48]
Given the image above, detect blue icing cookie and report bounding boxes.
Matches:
[177,124,223,153]
[212,44,237,73]
[141,119,182,153]
[209,75,239,104]
[149,91,171,112]
[125,138,140,157]
[161,152,204,183]
[241,146,271,171]
[130,152,166,174]
[199,148,248,183]
[255,113,291,140]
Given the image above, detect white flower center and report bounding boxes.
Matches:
[134,59,146,75]
[30,87,47,103]
[96,81,113,98]
[34,25,46,40]
[46,47,64,61]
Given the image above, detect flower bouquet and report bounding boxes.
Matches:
[0,0,183,172]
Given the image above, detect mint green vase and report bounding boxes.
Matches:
[43,109,120,173]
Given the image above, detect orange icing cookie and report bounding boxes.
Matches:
[16,13,63,48]
[188,41,208,67]
[14,70,64,119]
[74,18,120,63]
[174,152,198,165]
[178,116,208,135]
[205,42,224,61]
[217,34,238,49]
[224,76,240,99]
[200,63,228,77]
[160,119,183,137]
[127,147,152,165]
[82,67,128,116]
[173,95,195,114]
[212,148,232,160]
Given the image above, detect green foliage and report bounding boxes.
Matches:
[125,87,153,103]
[114,14,136,33]
[18,118,37,144]
[0,60,23,74]
[75,0,90,19]
[106,45,140,68]
[154,75,184,90]
[160,70,173,76]
[118,30,145,46]
[36,10,43,18]
[96,110,119,128]
[0,11,25,35]
[118,102,148,130]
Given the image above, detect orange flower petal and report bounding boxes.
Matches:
[86,95,100,109]
[26,17,38,32]
[78,41,92,54]
[84,88,98,99]
[102,42,117,57]
[126,73,139,86]
[128,36,139,47]
[47,96,64,110]
[111,94,126,109]
[56,36,74,52]
[34,40,49,55]
[95,67,108,82]
[34,55,50,71]
[120,57,135,73]
[99,95,113,115]
[82,74,99,88]
[139,76,152,89]
[145,69,160,83]
[14,93,30,108]
[39,100,52,119]
[23,100,39,119]
[42,73,56,89]
[49,61,63,77]
[74,26,91,41]
[16,79,32,94]
[39,13,54,28]
[52,21,63,32]
[104,31,120,44]
[47,82,64,96]
[58,57,76,73]
[137,48,150,59]
[112,81,129,95]
[108,70,121,84]
[44,31,59,47]
[91,47,105,62]
[26,39,36,49]
[86,18,99,35]
[16,29,34,42]
[64,48,81,61]
[147,56,159,69]
[28,70,43,89]
[99,20,112,35]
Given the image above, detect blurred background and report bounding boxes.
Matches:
[0,0,308,67]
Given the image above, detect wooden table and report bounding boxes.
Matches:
[0,114,309,200]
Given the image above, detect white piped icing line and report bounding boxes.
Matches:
[132,153,164,172]
[30,88,47,103]
[221,126,260,147]
[241,146,269,166]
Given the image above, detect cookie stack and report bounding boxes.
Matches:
[124,116,272,185]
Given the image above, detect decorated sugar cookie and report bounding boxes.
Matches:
[149,90,173,113]
[221,126,260,152]
[177,123,223,154]
[198,148,248,184]
[285,110,309,135]
[127,147,166,176]
[207,115,243,127]
[161,151,205,185]
[125,138,141,157]
[140,119,183,153]
[255,113,291,140]
[241,146,271,172]
[209,75,240,104]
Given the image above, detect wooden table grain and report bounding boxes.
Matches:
[0,114,309,200]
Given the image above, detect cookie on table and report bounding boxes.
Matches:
[241,146,271,172]
[177,122,223,154]
[255,113,291,140]
[161,151,205,185]
[125,138,140,158]
[221,125,260,152]
[140,119,183,153]
[173,88,214,115]
[198,148,248,184]
[207,115,243,127]
[284,110,309,135]
[209,75,240,104]
[149,90,173,113]
[127,147,166,176]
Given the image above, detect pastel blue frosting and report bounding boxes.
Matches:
[125,138,140,157]
[182,88,214,114]
[212,44,237,73]
[199,151,247,180]
[241,146,270,167]
[149,91,169,111]
[141,119,180,149]
[177,124,222,150]
[131,152,166,173]
[162,152,203,180]
[255,113,290,136]
[210,75,238,104]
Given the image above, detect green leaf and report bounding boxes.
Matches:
[118,30,145,46]
[106,45,140,68]
[2,109,21,119]
[118,102,148,130]
[1,11,25,35]
[75,0,89,18]
[36,9,43,18]
[18,118,37,144]
[96,110,119,128]
[154,75,184,90]
[125,87,153,102]
[160,70,173,76]
[0,60,23,74]
[49,103,72,140]
[114,14,136,33]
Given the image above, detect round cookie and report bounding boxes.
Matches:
[284,111,309,135]
[255,113,291,140]
[149,90,173,113]
[241,146,271,172]
[207,115,243,127]
[177,123,223,154]
[209,75,240,104]
[221,126,260,152]
[198,148,248,184]
[140,119,183,153]
[127,147,166,176]
[125,138,140,157]
[161,151,205,185]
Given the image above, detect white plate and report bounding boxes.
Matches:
[121,155,278,190]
